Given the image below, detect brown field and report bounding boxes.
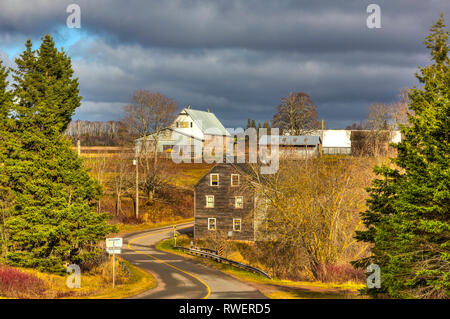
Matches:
[80,147,213,225]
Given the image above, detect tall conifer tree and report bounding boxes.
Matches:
[0,60,15,258]
[1,35,115,272]
[355,15,449,299]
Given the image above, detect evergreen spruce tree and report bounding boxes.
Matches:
[0,61,12,123]
[0,60,16,258]
[1,35,115,273]
[0,59,13,135]
[354,15,450,299]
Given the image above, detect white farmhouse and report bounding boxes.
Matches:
[136,107,230,155]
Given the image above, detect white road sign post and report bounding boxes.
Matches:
[106,238,123,288]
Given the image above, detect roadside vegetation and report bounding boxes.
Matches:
[157,236,364,299]
[0,257,155,299]
[239,157,378,282]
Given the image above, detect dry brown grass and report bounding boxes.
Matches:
[82,154,210,223]
[0,257,156,299]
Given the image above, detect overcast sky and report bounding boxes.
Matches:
[0,0,449,128]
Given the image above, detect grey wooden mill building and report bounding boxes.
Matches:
[193,163,269,242]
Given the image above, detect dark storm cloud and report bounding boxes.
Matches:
[0,0,449,128]
[1,0,447,52]
[69,40,418,126]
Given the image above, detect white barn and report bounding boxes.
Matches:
[309,130,402,155]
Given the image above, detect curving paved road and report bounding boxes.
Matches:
[122,223,265,299]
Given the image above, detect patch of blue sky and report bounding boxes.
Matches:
[2,24,98,60]
[3,46,22,58]
[52,25,98,59]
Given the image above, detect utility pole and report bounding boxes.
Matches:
[321,119,324,157]
[321,119,324,137]
[133,158,139,219]
[133,140,141,220]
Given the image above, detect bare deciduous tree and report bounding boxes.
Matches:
[86,154,108,213]
[272,92,320,135]
[138,157,173,202]
[351,89,413,157]
[366,103,391,131]
[107,152,135,217]
[389,87,413,129]
[122,90,177,207]
[363,103,394,157]
[123,90,177,167]
[246,158,371,280]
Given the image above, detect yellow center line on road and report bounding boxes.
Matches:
[127,227,211,299]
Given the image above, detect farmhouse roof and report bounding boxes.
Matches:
[135,127,203,142]
[182,108,230,136]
